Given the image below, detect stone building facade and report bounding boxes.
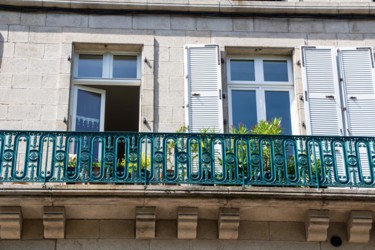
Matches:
[1,0,375,249]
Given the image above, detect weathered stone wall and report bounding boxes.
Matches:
[1,11,375,133]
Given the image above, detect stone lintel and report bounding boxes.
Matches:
[347,210,373,243]
[136,206,156,239]
[43,206,66,239]
[178,207,198,239]
[305,209,330,242]
[218,207,240,240]
[0,206,23,239]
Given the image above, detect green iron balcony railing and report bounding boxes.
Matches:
[0,130,374,188]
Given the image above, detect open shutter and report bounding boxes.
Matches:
[302,47,343,136]
[302,48,346,183]
[185,45,223,133]
[339,48,375,182]
[339,48,375,136]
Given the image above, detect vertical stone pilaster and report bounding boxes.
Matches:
[136,206,156,239]
[177,207,198,239]
[0,206,23,239]
[43,206,66,239]
[218,207,240,240]
[347,210,373,243]
[305,209,330,242]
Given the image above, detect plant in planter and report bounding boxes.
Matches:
[226,118,284,183]
[118,153,151,179]
[67,154,77,178]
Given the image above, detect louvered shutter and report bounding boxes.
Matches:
[302,48,346,182]
[302,48,344,136]
[186,45,223,133]
[339,48,375,181]
[339,48,375,136]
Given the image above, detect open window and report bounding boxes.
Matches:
[71,48,142,133]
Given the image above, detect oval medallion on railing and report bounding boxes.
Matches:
[128,152,138,163]
[225,153,235,165]
[153,151,164,164]
[323,155,333,166]
[3,149,14,161]
[177,152,188,164]
[54,150,65,162]
[202,152,211,164]
[298,154,308,166]
[347,155,357,167]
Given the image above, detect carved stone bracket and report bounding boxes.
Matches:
[136,206,156,239]
[218,207,240,240]
[43,206,66,239]
[0,206,23,239]
[347,210,373,243]
[305,209,330,242]
[178,207,198,239]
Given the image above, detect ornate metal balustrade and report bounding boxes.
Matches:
[0,130,375,188]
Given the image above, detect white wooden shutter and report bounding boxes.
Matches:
[185,45,223,133]
[302,48,344,136]
[339,48,375,181]
[339,48,375,136]
[302,48,346,182]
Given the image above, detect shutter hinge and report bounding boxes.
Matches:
[219,89,222,100]
[304,91,308,101]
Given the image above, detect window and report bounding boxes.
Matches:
[71,50,142,133]
[227,56,295,135]
[74,52,141,85]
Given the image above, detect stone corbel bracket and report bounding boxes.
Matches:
[0,206,23,239]
[347,210,373,243]
[178,207,198,239]
[305,209,330,242]
[136,206,156,239]
[218,207,240,240]
[43,206,66,239]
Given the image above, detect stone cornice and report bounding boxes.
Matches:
[0,0,375,17]
[1,184,375,202]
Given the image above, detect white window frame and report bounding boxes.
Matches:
[227,55,293,86]
[73,51,141,86]
[227,56,298,134]
[71,85,106,132]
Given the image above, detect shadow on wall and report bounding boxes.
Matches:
[0,33,3,68]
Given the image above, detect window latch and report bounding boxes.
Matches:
[349,96,357,100]
[325,95,335,99]
[192,93,200,97]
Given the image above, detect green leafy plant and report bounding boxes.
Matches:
[118,153,151,174]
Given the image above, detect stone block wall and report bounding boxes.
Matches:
[1,10,375,133]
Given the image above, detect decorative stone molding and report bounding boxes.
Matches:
[136,206,156,239]
[305,209,330,242]
[0,206,23,239]
[43,206,66,239]
[347,210,373,243]
[218,207,240,240]
[177,207,198,239]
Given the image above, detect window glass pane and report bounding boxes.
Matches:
[76,89,101,132]
[263,60,288,82]
[230,60,255,81]
[77,55,103,78]
[265,91,292,135]
[113,55,137,78]
[231,90,257,129]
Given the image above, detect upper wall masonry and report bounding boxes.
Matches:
[0,0,375,16]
